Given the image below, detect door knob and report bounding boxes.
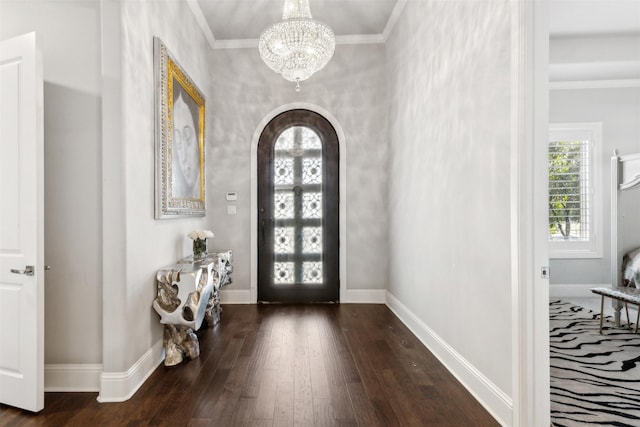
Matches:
[10,265,34,276]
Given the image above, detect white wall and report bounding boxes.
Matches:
[209,43,389,294]
[549,34,640,286]
[385,0,512,421]
[101,0,215,373]
[0,0,102,365]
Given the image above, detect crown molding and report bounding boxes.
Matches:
[213,33,386,50]
[550,60,640,83]
[383,0,407,42]
[190,0,407,50]
[186,0,216,51]
[549,79,640,90]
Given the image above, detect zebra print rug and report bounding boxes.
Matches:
[550,299,640,426]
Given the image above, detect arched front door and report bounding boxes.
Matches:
[257,109,339,302]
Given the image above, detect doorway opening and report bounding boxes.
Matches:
[257,109,340,303]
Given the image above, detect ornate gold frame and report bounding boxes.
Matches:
[154,37,206,218]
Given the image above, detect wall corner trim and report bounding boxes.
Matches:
[385,291,512,425]
[185,0,216,51]
[97,339,164,403]
[382,0,408,42]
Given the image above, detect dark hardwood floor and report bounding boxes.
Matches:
[0,304,498,426]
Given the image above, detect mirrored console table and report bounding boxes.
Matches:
[152,250,232,366]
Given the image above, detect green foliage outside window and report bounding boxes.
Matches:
[549,140,584,240]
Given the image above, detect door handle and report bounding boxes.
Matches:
[11,265,34,276]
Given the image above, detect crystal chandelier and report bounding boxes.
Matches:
[259,0,335,91]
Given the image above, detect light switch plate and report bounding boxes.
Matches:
[227,205,237,215]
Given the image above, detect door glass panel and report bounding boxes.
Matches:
[274,262,295,284]
[300,128,322,149]
[302,227,322,253]
[273,126,323,285]
[302,158,322,184]
[302,262,323,284]
[274,158,294,185]
[302,193,322,218]
[274,227,295,254]
[274,192,295,219]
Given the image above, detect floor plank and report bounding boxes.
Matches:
[273,381,294,427]
[0,304,498,426]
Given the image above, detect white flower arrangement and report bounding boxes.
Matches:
[188,230,214,240]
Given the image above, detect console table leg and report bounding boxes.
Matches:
[205,290,223,326]
[163,324,200,366]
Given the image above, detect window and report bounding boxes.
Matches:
[548,123,602,258]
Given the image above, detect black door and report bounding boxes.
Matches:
[257,109,339,302]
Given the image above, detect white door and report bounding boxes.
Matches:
[0,32,44,412]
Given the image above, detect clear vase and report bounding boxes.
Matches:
[193,238,207,261]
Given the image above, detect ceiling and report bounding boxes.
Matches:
[192,0,640,46]
[196,0,400,42]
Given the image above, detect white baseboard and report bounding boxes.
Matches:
[45,364,102,392]
[220,289,252,304]
[342,289,386,303]
[549,283,608,298]
[385,291,511,426]
[97,339,164,402]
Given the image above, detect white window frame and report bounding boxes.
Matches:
[548,122,603,259]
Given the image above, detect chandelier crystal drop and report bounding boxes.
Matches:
[259,0,336,91]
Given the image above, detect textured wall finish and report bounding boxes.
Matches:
[386,0,512,395]
[208,43,389,292]
[111,0,215,371]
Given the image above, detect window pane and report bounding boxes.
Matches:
[274,262,295,284]
[548,140,590,241]
[302,158,322,184]
[301,127,322,149]
[274,191,294,219]
[274,227,295,254]
[303,262,323,284]
[303,227,322,254]
[303,192,322,218]
[274,158,294,185]
[272,125,324,284]
[274,128,294,151]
